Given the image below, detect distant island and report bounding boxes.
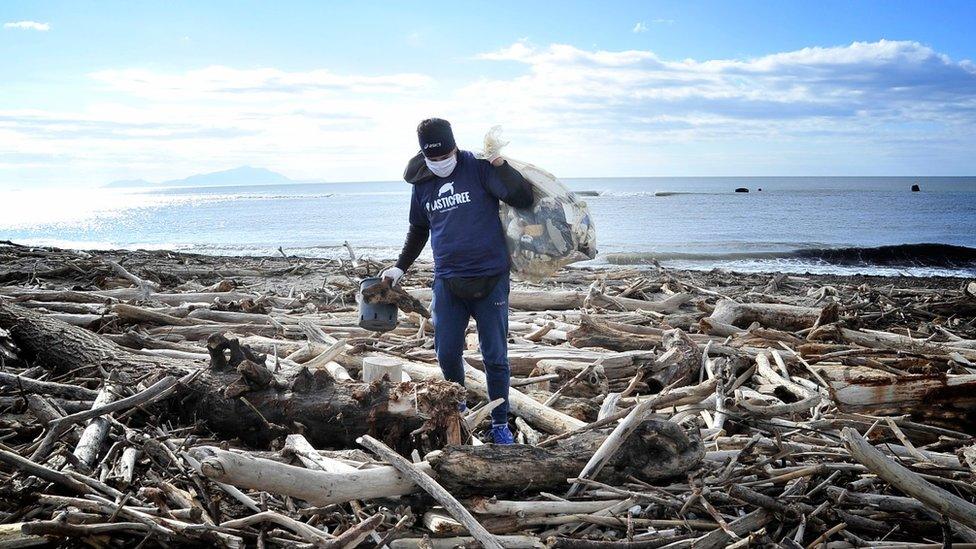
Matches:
[104,166,319,189]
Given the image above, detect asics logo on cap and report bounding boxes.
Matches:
[423,142,442,149]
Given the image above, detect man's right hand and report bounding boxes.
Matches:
[380,266,404,286]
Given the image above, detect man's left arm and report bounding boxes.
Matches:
[482,157,535,209]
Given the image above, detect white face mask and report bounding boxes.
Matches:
[425,153,457,178]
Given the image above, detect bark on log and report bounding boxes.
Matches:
[427,419,702,493]
[567,315,659,352]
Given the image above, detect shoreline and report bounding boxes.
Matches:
[2,240,974,287]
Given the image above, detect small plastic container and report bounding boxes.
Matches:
[358,277,398,332]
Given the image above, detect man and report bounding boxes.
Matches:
[381,118,534,444]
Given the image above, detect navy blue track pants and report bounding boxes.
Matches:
[431,272,511,425]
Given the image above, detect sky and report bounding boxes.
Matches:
[1,0,975,188]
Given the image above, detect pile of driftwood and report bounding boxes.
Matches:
[1,240,976,548]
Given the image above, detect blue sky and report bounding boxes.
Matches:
[2,0,975,187]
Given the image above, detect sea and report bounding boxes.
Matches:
[2,176,975,277]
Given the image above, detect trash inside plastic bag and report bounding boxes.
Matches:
[477,127,597,282]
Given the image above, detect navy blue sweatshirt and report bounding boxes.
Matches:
[396,150,534,279]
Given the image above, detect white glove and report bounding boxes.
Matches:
[380,266,404,286]
[488,153,505,167]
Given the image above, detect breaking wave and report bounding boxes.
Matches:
[605,243,976,271]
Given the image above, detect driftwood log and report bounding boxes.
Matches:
[195,418,702,503]
[428,418,702,493]
[362,278,430,318]
[708,298,821,331]
[0,302,462,451]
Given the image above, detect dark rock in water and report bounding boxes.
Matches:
[571,190,600,197]
[734,187,749,193]
[911,184,921,192]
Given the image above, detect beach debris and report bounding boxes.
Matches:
[479,126,598,282]
[361,276,430,318]
[1,242,975,547]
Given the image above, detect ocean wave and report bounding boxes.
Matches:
[605,243,976,270]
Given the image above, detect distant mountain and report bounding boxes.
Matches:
[104,166,315,188]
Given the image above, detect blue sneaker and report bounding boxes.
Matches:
[490,423,515,445]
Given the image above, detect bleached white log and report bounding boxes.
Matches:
[842,427,976,531]
[117,447,140,486]
[72,383,118,470]
[709,298,820,331]
[195,446,421,505]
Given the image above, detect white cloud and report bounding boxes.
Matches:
[89,65,433,100]
[3,20,50,31]
[470,39,976,120]
[1,39,975,186]
[475,40,536,62]
[458,39,976,175]
[633,22,648,33]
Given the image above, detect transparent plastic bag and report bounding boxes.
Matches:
[477,126,598,282]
